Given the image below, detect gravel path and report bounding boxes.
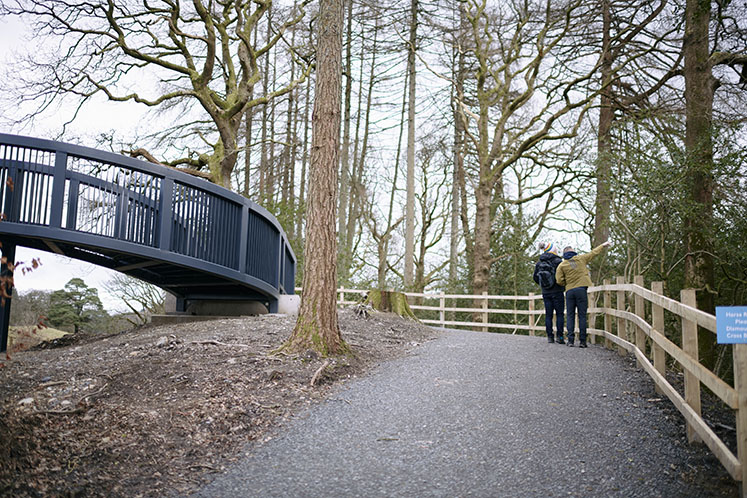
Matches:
[196,329,736,497]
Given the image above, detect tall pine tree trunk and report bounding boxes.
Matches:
[338,0,354,253]
[282,17,298,208]
[296,78,311,243]
[449,11,467,292]
[594,0,613,248]
[378,66,409,289]
[404,0,418,289]
[340,36,366,284]
[284,0,346,356]
[683,0,716,366]
[260,11,271,204]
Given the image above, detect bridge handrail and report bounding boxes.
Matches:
[326,282,745,486]
[0,133,271,215]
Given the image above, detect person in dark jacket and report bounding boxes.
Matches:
[533,242,565,344]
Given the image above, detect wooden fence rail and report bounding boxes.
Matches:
[326,283,746,492]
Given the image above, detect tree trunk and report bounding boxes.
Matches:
[472,179,492,313]
[594,0,613,248]
[341,36,366,283]
[348,19,379,282]
[449,36,465,291]
[284,0,347,356]
[243,107,253,197]
[363,290,418,320]
[282,19,297,208]
[338,0,354,251]
[377,237,388,289]
[244,21,259,198]
[269,44,278,203]
[380,63,410,290]
[259,9,272,203]
[404,0,418,289]
[683,0,716,366]
[296,77,312,243]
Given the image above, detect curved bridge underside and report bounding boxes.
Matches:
[0,133,296,350]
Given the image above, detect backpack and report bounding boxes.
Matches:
[536,261,556,290]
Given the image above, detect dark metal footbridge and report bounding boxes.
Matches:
[0,133,295,351]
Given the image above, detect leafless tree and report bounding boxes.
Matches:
[453,0,603,303]
[103,274,164,326]
[1,0,311,188]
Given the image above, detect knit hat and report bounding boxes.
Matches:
[539,242,558,256]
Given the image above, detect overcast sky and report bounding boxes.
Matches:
[1,15,137,312]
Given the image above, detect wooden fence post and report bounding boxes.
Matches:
[651,281,666,396]
[528,293,535,337]
[681,288,702,443]
[732,343,747,489]
[482,291,488,332]
[604,279,612,350]
[616,276,627,356]
[634,275,646,367]
[439,292,445,329]
[588,290,597,345]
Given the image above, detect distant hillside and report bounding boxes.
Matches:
[8,326,68,352]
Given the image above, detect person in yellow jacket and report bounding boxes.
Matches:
[555,240,611,348]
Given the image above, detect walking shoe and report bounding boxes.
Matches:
[556,337,565,345]
[547,335,555,343]
[579,341,587,348]
[567,340,574,347]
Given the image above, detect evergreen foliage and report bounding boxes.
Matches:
[47,278,108,334]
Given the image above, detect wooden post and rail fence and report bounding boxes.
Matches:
[323,278,747,492]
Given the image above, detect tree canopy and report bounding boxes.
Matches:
[47,278,108,334]
[1,0,311,187]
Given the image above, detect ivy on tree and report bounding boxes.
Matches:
[47,278,108,334]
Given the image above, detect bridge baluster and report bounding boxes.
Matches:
[238,205,249,274]
[49,151,68,228]
[4,151,23,223]
[65,179,80,230]
[278,238,284,288]
[114,191,130,241]
[158,178,174,251]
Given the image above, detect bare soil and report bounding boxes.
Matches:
[0,307,440,497]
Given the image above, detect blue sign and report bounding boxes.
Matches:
[717,306,747,344]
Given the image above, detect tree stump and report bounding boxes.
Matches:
[362,290,418,320]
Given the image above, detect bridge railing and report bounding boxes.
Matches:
[330,283,745,488]
[0,134,296,295]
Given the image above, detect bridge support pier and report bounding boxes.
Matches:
[175,296,187,313]
[0,241,16,353]
[163,292,280,316]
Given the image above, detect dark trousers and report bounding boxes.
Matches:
[542,292,564,338]
[566,286,588,343]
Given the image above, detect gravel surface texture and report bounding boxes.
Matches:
[196,329,737,497]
